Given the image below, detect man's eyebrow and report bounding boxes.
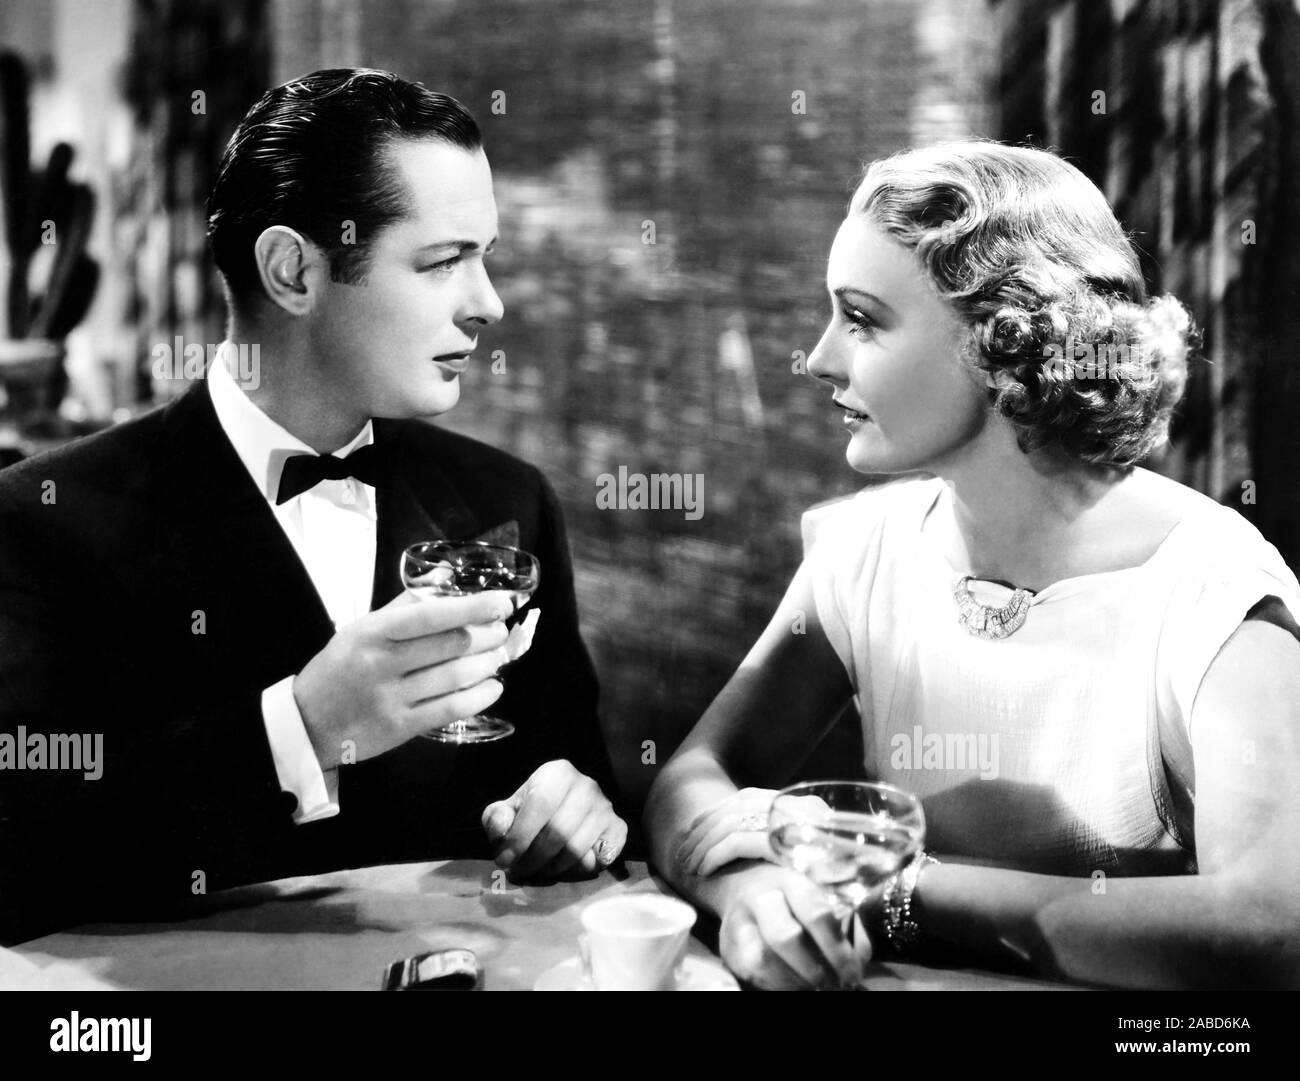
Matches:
[415,236,498,253]
[832,286,893,314]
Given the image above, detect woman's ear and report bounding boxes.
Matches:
[252,226,322,316]
[958,328,1006,396]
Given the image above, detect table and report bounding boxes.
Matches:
[3,860,1072,991]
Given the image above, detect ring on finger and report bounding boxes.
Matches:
[737,813,769,832]
[593,837,617,866]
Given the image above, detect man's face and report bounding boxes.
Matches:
[308,139,503,420]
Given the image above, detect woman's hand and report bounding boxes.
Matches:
[675,787,833,877]
[719,868,870,990]
[675,787,782,877]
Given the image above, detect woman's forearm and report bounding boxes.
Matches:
[645,748,798,920]
[644,748,740,910]
[915,861,1300,989]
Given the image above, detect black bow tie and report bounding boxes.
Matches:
[276,443,394,505]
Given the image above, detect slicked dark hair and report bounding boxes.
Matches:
[206,68,482,302]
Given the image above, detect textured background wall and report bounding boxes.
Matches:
[272,0,997,797]
[6,0,1295,808]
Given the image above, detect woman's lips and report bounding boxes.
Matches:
[833,398,871,423]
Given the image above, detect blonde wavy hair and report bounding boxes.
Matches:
[853,141,1198,467]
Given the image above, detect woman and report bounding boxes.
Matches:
[644,141,1300,990]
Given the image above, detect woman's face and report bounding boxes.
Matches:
[807,214,991,475]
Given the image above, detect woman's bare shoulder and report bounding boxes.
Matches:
[1116,469,1225,551]
[1129,469,1300,592]
[1126,468,1215,520]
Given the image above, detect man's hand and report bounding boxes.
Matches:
[719,868,869,990]
[481,760,627,882]
[293,590,517,768]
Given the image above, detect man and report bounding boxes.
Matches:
[0,69,625,945]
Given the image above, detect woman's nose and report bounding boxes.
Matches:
[806,325,846,386]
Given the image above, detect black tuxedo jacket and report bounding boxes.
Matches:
[0,378,616,945]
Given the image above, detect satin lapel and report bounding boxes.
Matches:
[157,380,336,683]
[370,420,483,610]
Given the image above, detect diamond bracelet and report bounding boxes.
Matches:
[880,851,940,954]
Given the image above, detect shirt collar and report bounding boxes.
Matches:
[206,342,375,507]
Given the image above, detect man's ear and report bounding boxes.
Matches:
[252,226,323,316]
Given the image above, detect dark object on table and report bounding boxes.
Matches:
[382,949,482,991]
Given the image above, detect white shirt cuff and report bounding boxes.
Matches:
[262,675,341,824]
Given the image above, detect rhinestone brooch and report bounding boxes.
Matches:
[953,575,1034,640]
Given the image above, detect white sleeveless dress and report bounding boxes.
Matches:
[802,476,1300,877]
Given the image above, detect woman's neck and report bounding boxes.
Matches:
[925,437,1132,590]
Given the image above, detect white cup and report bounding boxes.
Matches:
[578,894,697,991]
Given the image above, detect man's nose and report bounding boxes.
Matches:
[460,263,504,328]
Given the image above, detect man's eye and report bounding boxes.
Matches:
[422,256,461,273]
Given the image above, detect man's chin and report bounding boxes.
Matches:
[383,383,461,421]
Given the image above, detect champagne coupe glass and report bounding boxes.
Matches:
[768,781,925,955]
[401,541,540,744]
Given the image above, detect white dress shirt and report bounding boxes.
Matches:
[206,346,377,824]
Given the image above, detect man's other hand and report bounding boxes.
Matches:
[482,760,627,882]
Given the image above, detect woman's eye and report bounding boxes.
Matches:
[841,307,876,338]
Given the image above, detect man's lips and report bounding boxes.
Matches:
[432,350,473,374]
